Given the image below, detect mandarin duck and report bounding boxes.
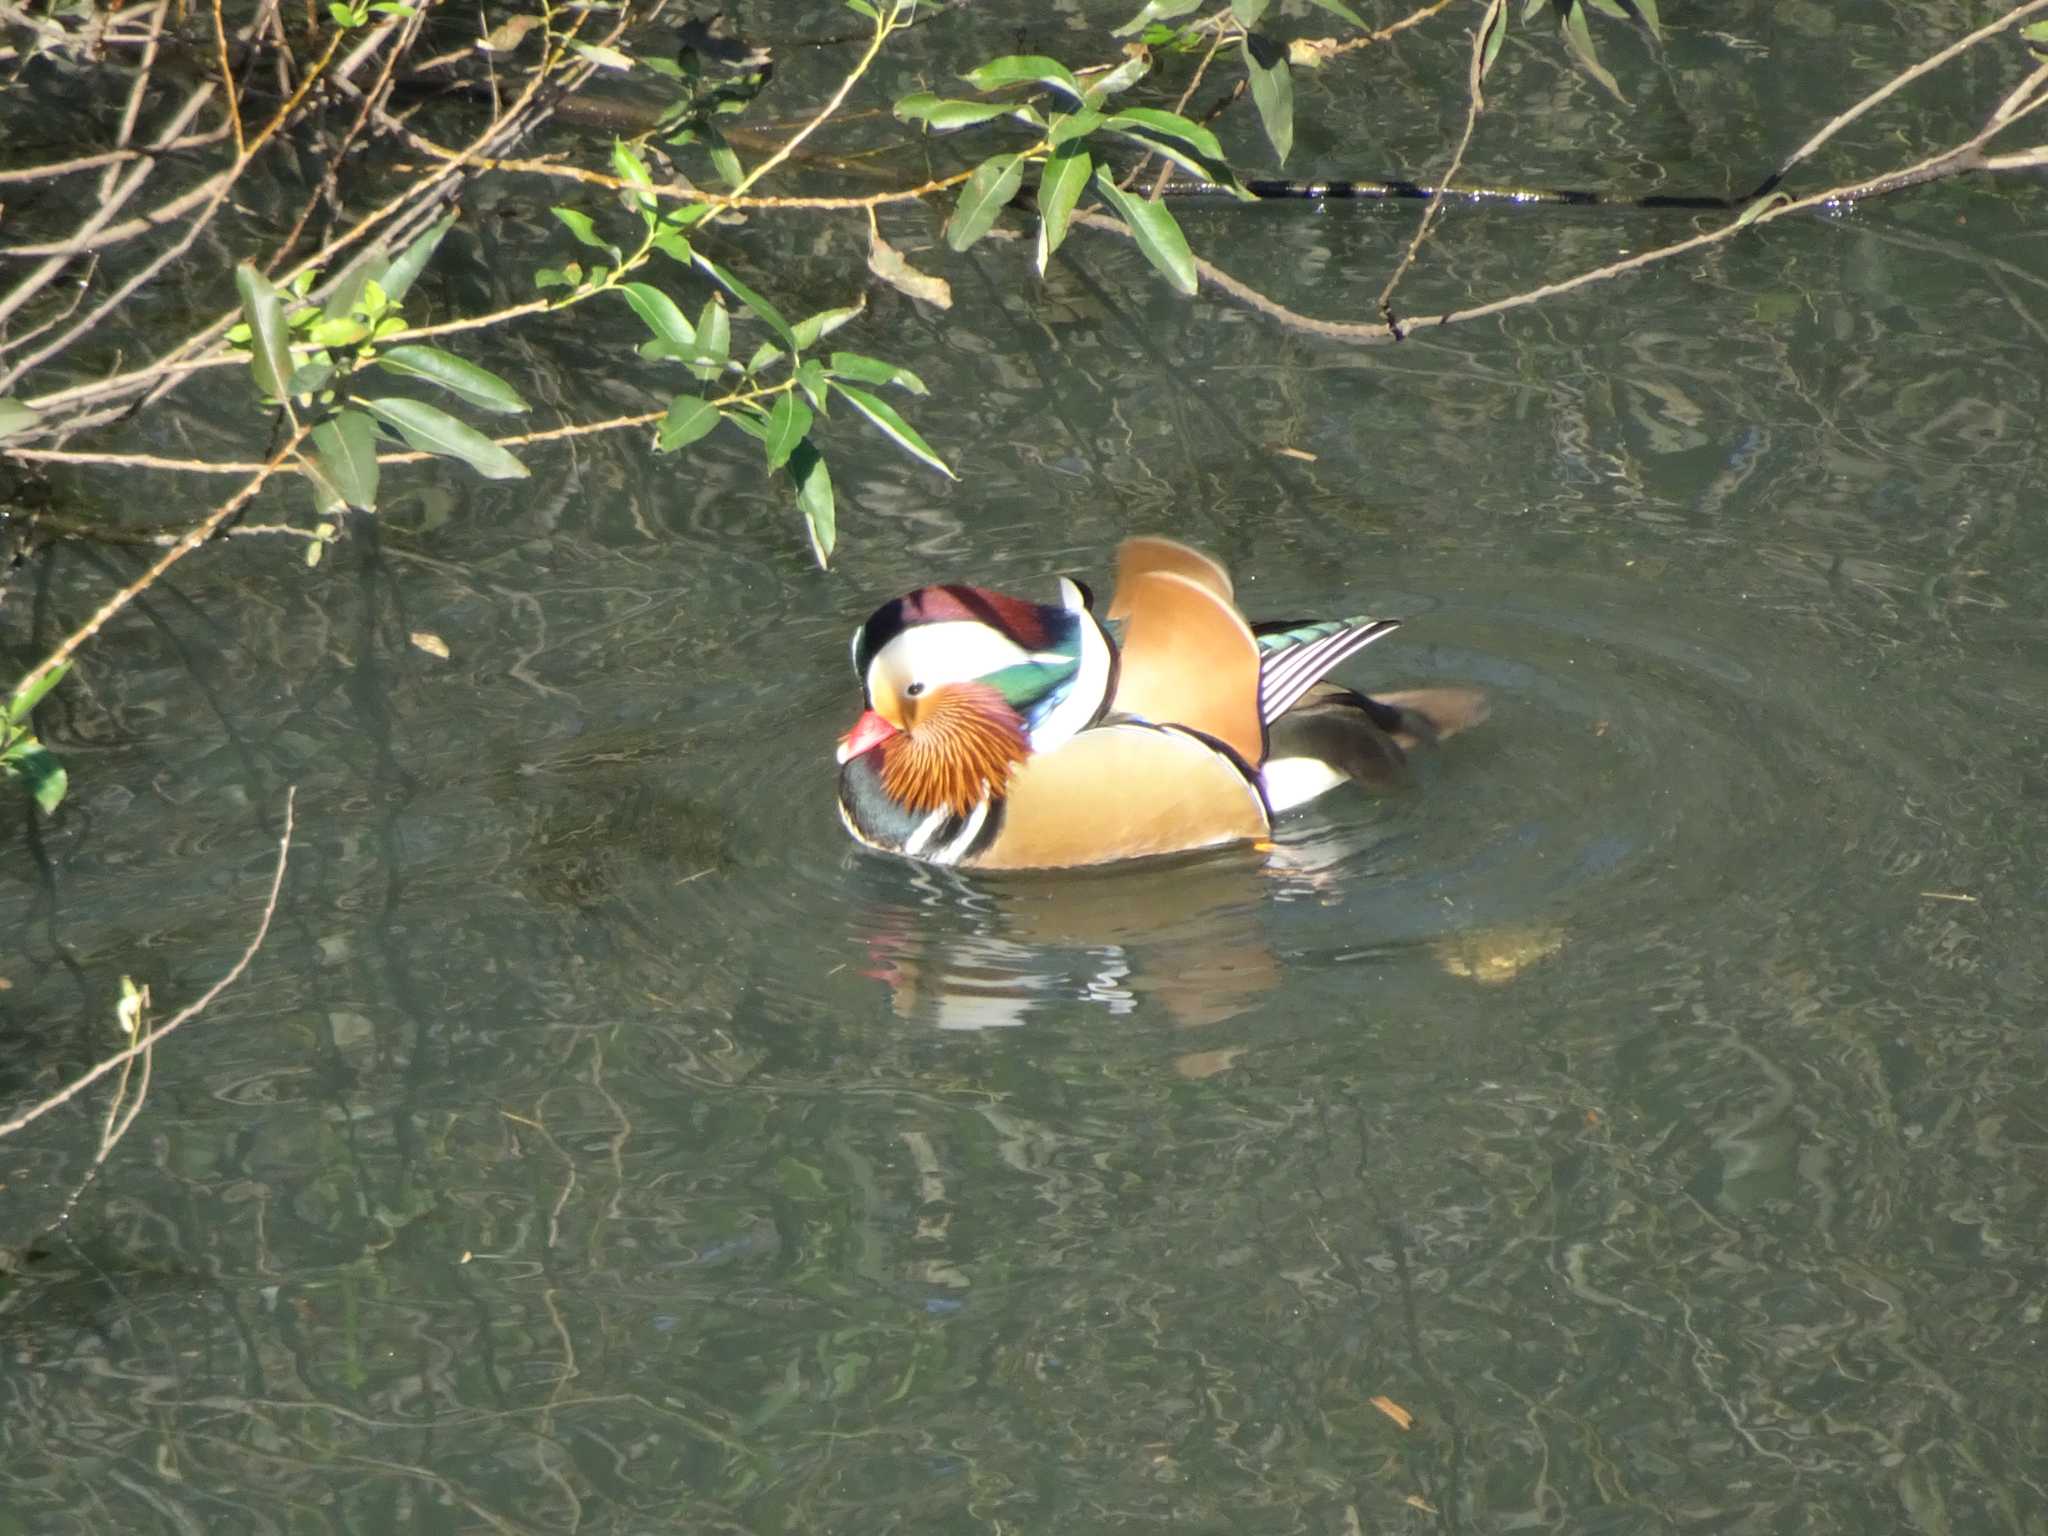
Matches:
[835,537,1486,870]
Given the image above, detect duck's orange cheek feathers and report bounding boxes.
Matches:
[878,684,1030,818]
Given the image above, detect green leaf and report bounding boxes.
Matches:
[1481,0,1510,76]
[894,92,1011,131]
[1241,34,1293,165]
[695,297,732,374]
[1232,0,1269,26]
[796,357,830,414]
[1732,190,1791,229]
[234,264,294,403]
[552,206,615,256]
[1559,1,1625,102]
[962,54,1085,102]
[2,739,67,815]
[828,352,928,395]
[1048,108,1105,146]
[791,304,864,349]
[1103,107,1226,162]
[321,250,388,318]
[382,212,455,303]
[1305,0,1367,25]
[1036,144,1091,273]
[360,397,529,480]
[1092,166,1198,295]
[787,440,835,568]
[374,345,529,414]
[0,397,42,444]
[845,0,878,16]
[656,396,721,452]
[691,254,798,352]
[743,340,785,376]
[311,408,381,509]
[618,282,697,354]
[762,393,813,471]
[1081,54,1151,104]
[830,382,954,479]
[5,660,69,725]
[611,138,654,195]
[721,407,769,442]
[306,315,369,348]
[1112,0,1202,37]
[570,39,634,70]
[945,152,1024,251]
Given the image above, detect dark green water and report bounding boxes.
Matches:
[6,5,2048,1531]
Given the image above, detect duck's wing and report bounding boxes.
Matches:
[1252,616,1403,724]
[1106,570,1267,766]
[1107,536,1234,617]
[1260,682,1490,812]
[967,723,1268,870]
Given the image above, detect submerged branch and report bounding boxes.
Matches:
[0,788,295,1143]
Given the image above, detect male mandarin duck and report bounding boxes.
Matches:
[835,537,1487,870]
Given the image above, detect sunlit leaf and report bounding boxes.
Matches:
[1232,0,1269,26]
[787,440,835,568]
[2,739,67,815]
[1081,54,1151,104]
[321,249,388,318]
[382,212,455,302]
[1559,1,1625,101]
[1733,190,1791,229]
[311,408,381,509]
[691,254,798,352]
[234,264,294,403]
[551,206,614,254]
[1111,0,1202,38]
[656,396,720,452]
[611,138,654,194]
[0,397,42,444]
[1104,106,1226,161]
[5,659,68,726]
[797,357,831,414]
[1092,166,1197,295]
[1481,0,1510,76]
[375,345,529,414]
[829,352,929,395]
[894,92,1011,131]
[1035,144,1091,273]
[694,297,732,380]
[762,393,813,471]
[1048,107,1106,146]
[1241,34,1293,165]
[791,303,865,349]
[961,54,1084,102]
[946,152,1024,251]
[361,397,529,480]
[831,382,954,478]
[618,282,697,354]
[570,39,634,70]
[721,407,769,441]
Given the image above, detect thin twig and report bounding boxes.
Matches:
[8,425,310,707]
[211,0,245,154]
[0,788,296,1142]
[1377,0,1498,328]
[1748,0,2048,198]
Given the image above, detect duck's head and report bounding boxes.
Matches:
[836,579,1116,817]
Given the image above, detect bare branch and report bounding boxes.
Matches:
[0,788,296,1143]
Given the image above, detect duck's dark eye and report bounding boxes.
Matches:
[904,682,926,698]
